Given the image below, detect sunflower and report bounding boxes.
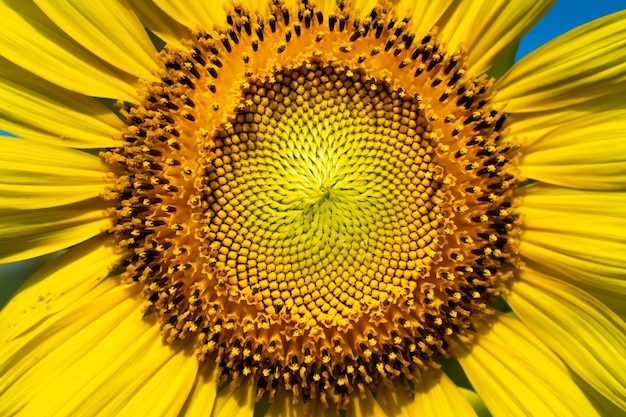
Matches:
[1,0,625,415]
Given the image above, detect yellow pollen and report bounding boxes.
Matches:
[103,0,520,409]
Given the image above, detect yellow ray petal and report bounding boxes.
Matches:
[520,221,623,264]
[0,241,130,413]
[153,0,231,31]
[264,391,339,417]
[577,376,626,417]
[0,198,111,264]
[0,138,111,209]
[519,230,625,310]
[178,363,219,417]
[376,369,477,417]
[345,390,388,417]
[16,291,150,414]
[520,182,626,217]
[2,277,196,417]
[210,382,256,417]
[0,237,197,416]
[413,370,478,417]
[519,111,626,190]
[499,95,624,145]
[396,0,456,39]
[435,0,554,76]
[519,182,626,316]
[521,249,626,319]
[0,1,139,102]
[0,235,121,342]
[0,284,138,415]
[521,207,626,247]
[33,0,160,81]
[507,272,626,410]
[494,9,626,112]
[373,385,413,417]
[114,342,198,417]
[129,0,191,47]
[458,313,602,417]
[0,58,123,148]
[519,185,626,303]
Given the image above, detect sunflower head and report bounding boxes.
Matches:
[5,0,624,415]
[103,0,519,407]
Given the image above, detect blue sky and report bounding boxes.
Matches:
[518,0,626,58]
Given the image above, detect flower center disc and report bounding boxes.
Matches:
[105,0,520,407]
[208,64,440,330]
